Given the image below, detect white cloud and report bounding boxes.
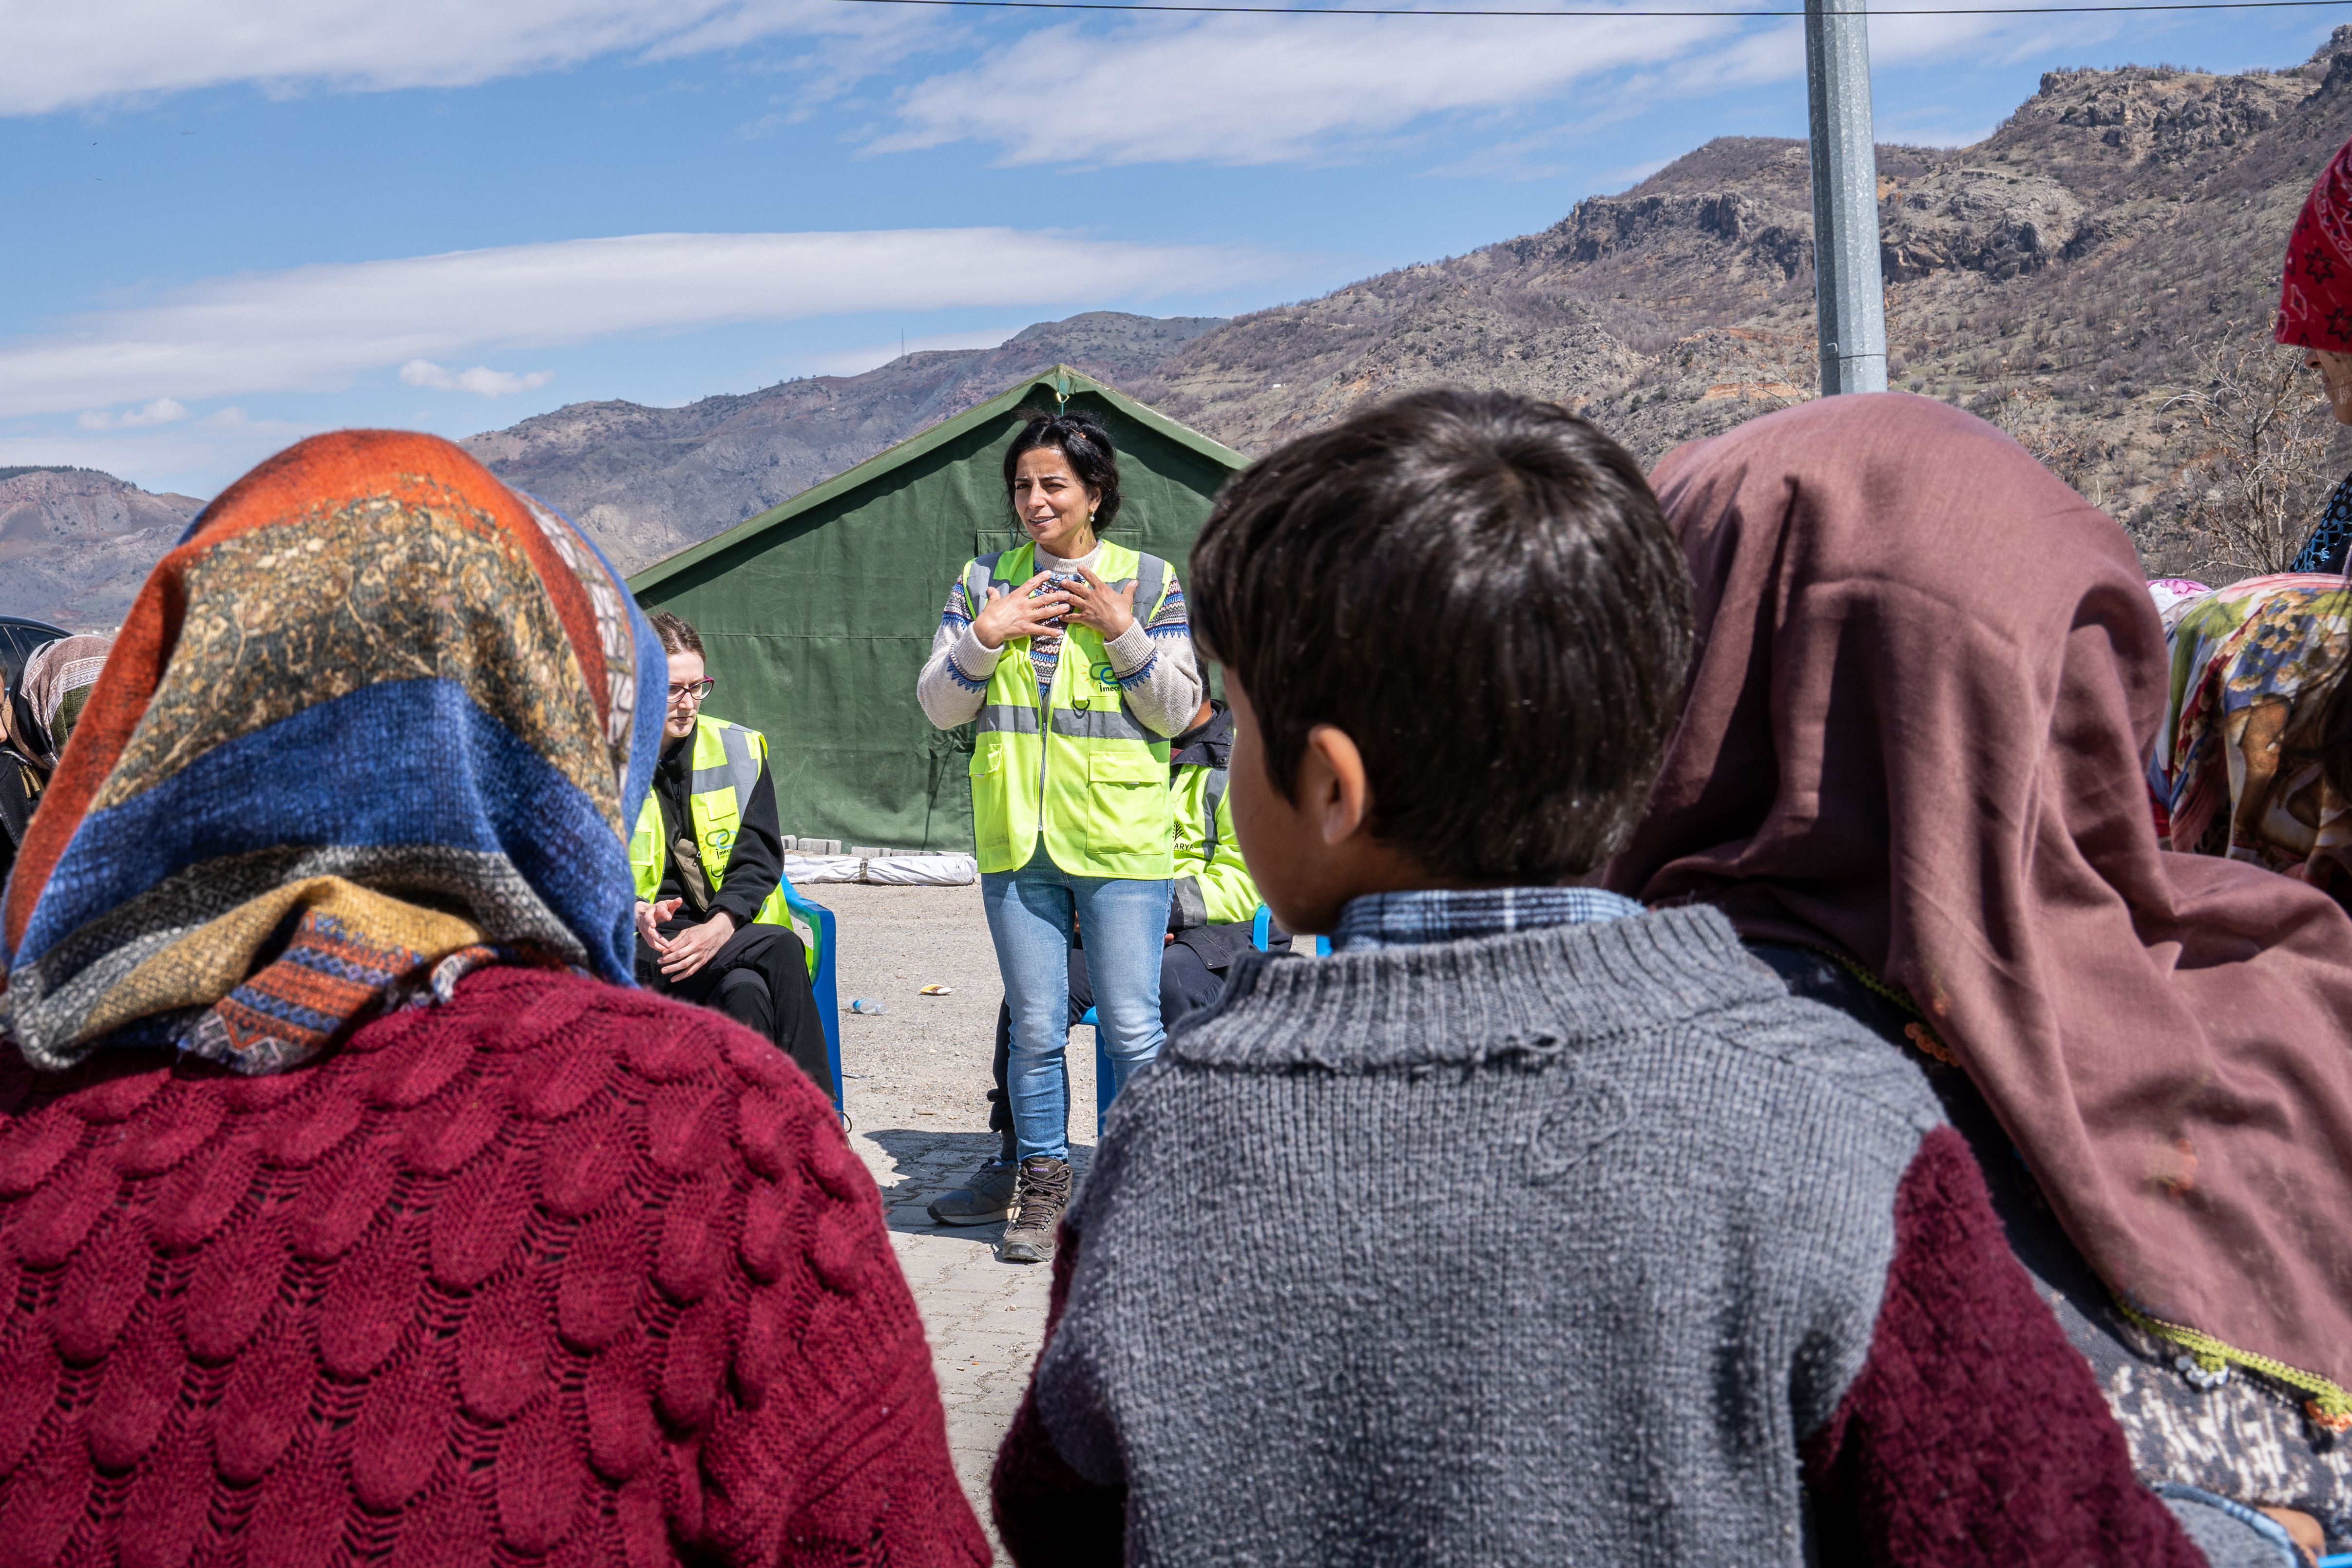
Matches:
[871,4,2134,168]
[874,10,1739,167]
[76,396,187,430]
[0,0,920,115]
[400,360,555,396]
[1657,20,1804,92]
[1872,0,2126,68]
[0,229,1290,418]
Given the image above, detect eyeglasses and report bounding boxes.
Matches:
[667,679,716,705]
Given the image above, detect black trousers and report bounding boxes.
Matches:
[986,941,1227,1145]
[637,918,835,1103]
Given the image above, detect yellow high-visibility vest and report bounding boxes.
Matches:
[960,539,1177,878]
[1171,747,1259,926]
[629,714,820,976]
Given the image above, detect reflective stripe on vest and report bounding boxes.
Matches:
[628,714,820,976]
[971,702,1146,743]
[961,539,1177,878]
[1199,764,1228,861]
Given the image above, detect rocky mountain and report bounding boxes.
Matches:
[0,467,204,629]
[463,311,1226,573]
[476,31,2352,581]
[1131,34,2352,575]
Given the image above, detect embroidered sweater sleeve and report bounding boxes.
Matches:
[917,574,1001,729]
[1800,1125,2214,1567]
[1105,565,1202,738]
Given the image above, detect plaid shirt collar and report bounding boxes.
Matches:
[1328,885,1648,953]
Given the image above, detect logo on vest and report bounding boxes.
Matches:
[707,827,734,850]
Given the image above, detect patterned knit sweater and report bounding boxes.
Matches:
[0,965,986,1567]
[993,905,2265,1567]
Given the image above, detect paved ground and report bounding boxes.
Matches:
[816,880,1097,1551]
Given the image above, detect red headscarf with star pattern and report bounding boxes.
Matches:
[2277,134,2352,350]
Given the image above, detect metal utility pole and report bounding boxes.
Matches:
[1804,0,1888,394]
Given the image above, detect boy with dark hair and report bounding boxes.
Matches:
[990,390,2240,1566]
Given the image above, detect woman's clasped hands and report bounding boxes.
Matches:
[974,569,1139,648]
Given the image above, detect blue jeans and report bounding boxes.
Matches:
[981,863,1173,1162]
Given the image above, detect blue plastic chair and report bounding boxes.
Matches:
[1086,905,1326,1121]
[803,900,845,1119]
[1250,904,1331,957]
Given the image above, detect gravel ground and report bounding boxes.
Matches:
[813,880,1098,1553]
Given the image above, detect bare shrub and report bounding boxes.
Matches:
[1988,384,2104,496]
[2162,326,2335,577]
[1682,329,1819,411]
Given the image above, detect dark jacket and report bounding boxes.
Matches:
[0,746,37,889]
[652,733,786,928]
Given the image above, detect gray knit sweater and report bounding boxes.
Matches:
[992,904,2242,1567]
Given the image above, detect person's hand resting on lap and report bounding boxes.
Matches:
[634,896,681,954]
[657,910,734,980]
[633,895,732,980]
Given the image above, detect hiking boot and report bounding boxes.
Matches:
[928,1155,1020,1226]
[998,1156,1072,1264]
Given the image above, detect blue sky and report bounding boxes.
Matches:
[2,0,2344,499]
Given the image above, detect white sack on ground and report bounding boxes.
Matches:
[861,853,978,886]
[784,854,867,884]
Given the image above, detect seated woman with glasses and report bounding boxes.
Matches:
[631,612,832,1099]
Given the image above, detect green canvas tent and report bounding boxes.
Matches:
[626,365,1249,853]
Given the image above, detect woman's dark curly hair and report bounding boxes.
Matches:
[1003,410,1122,529]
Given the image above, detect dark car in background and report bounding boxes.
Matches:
[0,617,70,693]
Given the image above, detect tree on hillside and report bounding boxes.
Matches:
[2162,325,2336,577]
[1675,328,1818,414]
[1987,384,2112,500]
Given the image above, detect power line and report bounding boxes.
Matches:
[836,0,2347,16]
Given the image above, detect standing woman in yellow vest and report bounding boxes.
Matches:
[631,611,834,1102]
[918,411,1201,1263]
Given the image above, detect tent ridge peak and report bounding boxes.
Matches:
[627,363,1245,594]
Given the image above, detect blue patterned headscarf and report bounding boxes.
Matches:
[0,430,665,1074]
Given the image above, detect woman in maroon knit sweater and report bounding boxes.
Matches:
[0,431,987,1566]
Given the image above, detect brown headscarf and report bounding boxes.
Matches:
[1609,392,2352,1423]
[1,635,111,773]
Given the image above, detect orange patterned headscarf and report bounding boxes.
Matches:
[0,431,662,1076]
